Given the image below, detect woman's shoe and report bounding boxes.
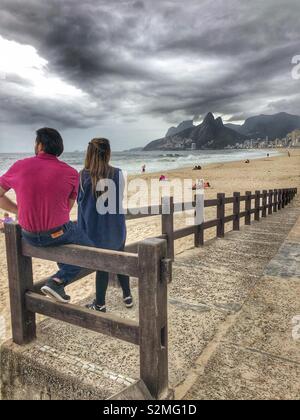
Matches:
[85,300,107,313]
[41,278,70,304]
[123,296,134,309]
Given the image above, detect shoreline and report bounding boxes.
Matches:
[129,148,285,178]
[0,148,284,177]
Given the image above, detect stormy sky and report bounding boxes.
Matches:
[0,0,299,152]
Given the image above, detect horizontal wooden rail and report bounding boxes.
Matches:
[26,291,140,345]
[204,199,218,207]
[173,225,196,240]
[224,215,235,223]
[22,241,140,278]
[126,202,196,220]
[173,217,224,240]
[203,218,219,229]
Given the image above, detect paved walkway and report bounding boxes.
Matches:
[1,198,299,400]
[180,200,300,400]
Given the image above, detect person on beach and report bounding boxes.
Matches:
[0,212,14,231]
[0,128,94,304]
[1,212,14,223]
[142,164,146,173]
[79,138,133,313]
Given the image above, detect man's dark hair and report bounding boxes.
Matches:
[36,128,64,157]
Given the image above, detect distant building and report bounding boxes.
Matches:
[288,129,300,147]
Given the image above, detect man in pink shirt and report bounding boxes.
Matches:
[0,128,93,303]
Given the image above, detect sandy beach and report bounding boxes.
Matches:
[1,150,299,344]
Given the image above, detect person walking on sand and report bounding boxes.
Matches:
[0,128,94,304]
[79,138,133,313]
[0,212,14,231]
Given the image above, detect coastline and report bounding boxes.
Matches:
[0,149,299,345]
[0,148,282,177]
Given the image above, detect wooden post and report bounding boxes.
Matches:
[268,190,273,215]
[262,190,267,217]
[245,191,252,225]
[233,192,240,231]
[278,189,282,210]
[255,190,260,221]
[194,224,204,248]
[4,224,36,345]
[273,189,278,212]
[161,196,174,261]
[194,192,204,247]
[138,238,169,400]
[282,189,286,209]
[217,193,225,238]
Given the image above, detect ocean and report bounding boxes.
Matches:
[0,149,280,176]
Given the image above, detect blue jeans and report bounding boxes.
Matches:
[22,222,94,285]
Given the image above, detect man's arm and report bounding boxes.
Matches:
[0,187,18,215]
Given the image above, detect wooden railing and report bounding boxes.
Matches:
[125,187,298,261]
[4,187,297,400]
[4,226,171,400]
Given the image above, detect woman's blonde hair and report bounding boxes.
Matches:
[84,138,112,194]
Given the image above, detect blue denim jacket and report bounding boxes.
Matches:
[77,168,126,251]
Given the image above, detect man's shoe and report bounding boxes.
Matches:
[41,278,70,304]
[85,300,107,313]
[123,296,134,309]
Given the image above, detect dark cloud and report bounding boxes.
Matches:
[0,0,300,136]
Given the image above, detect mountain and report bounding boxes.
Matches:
[144,112,247,151]
[225,112,300,140]
[225,123,249,135]
[166,120,195,137]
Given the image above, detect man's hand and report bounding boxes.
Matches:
[0,187,18,215]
